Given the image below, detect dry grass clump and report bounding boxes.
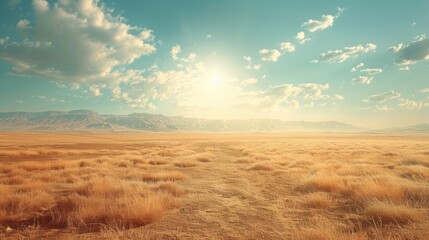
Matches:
[301,173,348,193]
[0,137,189,234]
[148,159,168,165]
[247,162,274,171]
[157,149,176,157]
[68,193,179,228]
[174,160,197,168]
[195,153,215,163]
[364,201,422,224]
[139,172,187,182]
[0,188,56,224]
[155,183,186,196]
[235,157,256,164]
[353,179,406,203]
[301,192,333,208]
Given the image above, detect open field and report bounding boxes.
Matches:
[0,132,429,239]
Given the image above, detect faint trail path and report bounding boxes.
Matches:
[139,142,298,240]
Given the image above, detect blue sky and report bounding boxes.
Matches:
[0,0,428,128]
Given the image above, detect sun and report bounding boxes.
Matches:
[208,68,224,87]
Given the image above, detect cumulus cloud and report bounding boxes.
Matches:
[171,45,181,61]
[16,19,30,30]
[280,42,295,52]
[398,98,422,110]
[0,0,156,85]
[302,15,335,32]
[313,43,376,63]
[89,85,102,96]
[295,31,310,44]
[258,83,342,110]
[364,90,401,103]
[420,88,429,93]
[246,64,261,70]
[241,78,258,86]
[258,42,295,62]
[140,29,154,41]
[244,56,260,70]
[259,49,282,62]
[351,76,373,85]
[351,63,364,72]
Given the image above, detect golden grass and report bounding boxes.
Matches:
[139,172,187,182]
[156,183,186,196]
[247,162,274,171]
[0,132,428,239]
[364,201,422,224]
[174,161,197,168]
[301,192,333,208]
[148,159,168,165]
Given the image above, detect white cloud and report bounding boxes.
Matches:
[351,63,364,72]
[302,15,334,32]
[244,56,260,70]
[246,64,261,70]
[0,37,8,45]
[286,100,300,110]
[399,99,422,110]
[399,66,410,71]
[111,87,121,100]
[351,76,373,85]
[420,88,429,93]
[280,42,295,52]
[15,100,24,104]
[364,90,401,103]
[139,29,153,41]
[241,78,258,86]
[0,0,156,84]
[89,85,102,96]
[295,31,310,44]
[376,105,394,111]
[333,94,344,101]
[16,19,30,30]
[389,43,404,53]
[259,49,281,62]
[171,45,181,61]
[206,34,212,39]
[313,43,376,63]
[360,68,383,75]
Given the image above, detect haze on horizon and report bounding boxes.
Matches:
[0,0,428,129]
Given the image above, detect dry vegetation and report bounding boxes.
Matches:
[0,132,428,239]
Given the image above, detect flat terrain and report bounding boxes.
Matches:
[0,132,429,239]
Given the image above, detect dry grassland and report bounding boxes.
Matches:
[0,132,428,239]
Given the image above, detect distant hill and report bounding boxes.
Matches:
[0,110,384,132]
[379,124,429,132]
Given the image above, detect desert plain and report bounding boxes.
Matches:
[0,132,428,239]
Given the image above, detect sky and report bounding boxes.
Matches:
[0,0,428,128]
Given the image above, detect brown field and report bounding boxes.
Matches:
[0,132,429,239]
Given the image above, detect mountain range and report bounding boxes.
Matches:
[0,110,427,132]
